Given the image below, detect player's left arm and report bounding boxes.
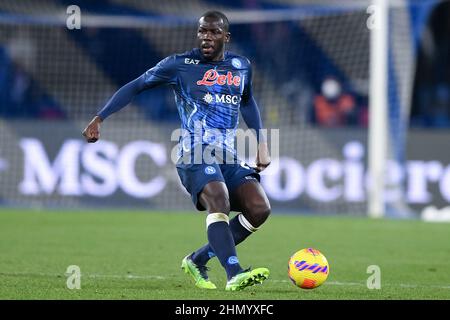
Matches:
[240,62,271,172]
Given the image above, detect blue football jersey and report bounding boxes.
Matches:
[142,48,254,160]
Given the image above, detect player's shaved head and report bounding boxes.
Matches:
[199,11,229,32]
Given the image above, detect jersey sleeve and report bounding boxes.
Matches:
[96,76,147,120]
[240,62,265,142]
[241,60,253,103]
[142,55,178,88]
[95,55,178,120]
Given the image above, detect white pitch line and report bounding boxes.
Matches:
[271,279,361,285]
[399,283,450,290]
[2,272,450,290]
[271,279,363,286]
[262,279,450,289]
[0,272,167,280]
[84,273,166,280]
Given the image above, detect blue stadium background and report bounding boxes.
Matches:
[0,0,449,217]
[0,0,443,126]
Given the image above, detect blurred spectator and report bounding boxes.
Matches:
[411,0,450,128]
[0,46,35,118]
[313,77,357,127]
[356,95,369,128]
[0,35,64,119]
[0,48,11,111]
[281,77,314,125]
[8,62,33,117]
[430,83,450,127]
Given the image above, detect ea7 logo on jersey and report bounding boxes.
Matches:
[197,69,241,87]
[203,93,241,105]
[185,58,199,65]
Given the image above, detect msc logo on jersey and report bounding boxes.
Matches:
[203,93,214,104]
[197,69,241,87]
[203,93,241,105]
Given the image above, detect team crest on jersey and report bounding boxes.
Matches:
[231,58,242,68]
[204,166,216,175]
[197,69,241,87]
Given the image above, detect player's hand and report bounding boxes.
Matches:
[255,142,271,173]
[82,116,102,143]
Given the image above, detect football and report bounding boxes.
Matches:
[288,248,329,289]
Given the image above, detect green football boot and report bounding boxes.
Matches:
[225,267,270,291]
[181,254,217,290]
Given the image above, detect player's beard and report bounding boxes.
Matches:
[200,41,224,61]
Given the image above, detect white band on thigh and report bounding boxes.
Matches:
[206,212,229,229]
[238,214,259,232]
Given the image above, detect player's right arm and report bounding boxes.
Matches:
[82,55,178,143]
[82,76,146,142]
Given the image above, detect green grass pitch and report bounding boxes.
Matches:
[0,209,449,300]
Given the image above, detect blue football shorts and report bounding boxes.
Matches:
[176,160,260,211]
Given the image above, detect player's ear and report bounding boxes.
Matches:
[225,32,231,43]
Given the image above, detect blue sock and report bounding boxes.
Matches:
[192,214,253,267]
[206,219,243,280]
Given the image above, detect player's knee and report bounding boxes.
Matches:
[247,202,271,228]
[200,181,231,214]
[205,193,231,214]
[212,196,231,214]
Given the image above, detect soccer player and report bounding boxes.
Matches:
[82,11,271,291]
